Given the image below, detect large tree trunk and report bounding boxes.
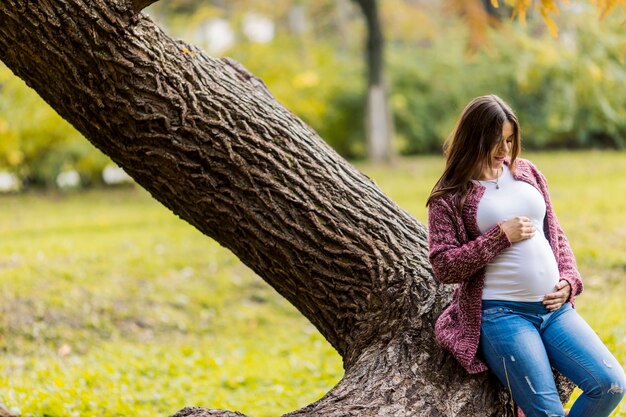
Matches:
[0,1,571,416]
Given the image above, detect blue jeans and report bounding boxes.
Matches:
[479,300,625,417]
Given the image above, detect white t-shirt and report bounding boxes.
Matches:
[476,164,560,301]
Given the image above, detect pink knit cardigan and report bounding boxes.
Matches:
[428,158,583,374]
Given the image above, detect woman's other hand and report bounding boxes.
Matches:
[500,216,536,243]
[543,280,571,311]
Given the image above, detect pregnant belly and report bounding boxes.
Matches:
[483,236,561,301]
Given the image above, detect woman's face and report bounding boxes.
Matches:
[489,121,514,170]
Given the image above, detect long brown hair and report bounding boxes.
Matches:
[426,94,521,211]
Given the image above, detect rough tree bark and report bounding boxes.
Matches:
[0,1,572,416]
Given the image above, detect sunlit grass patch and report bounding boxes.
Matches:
[3,331,340,417]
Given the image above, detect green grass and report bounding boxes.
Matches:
[1,150,625,416]
[0,189,341,417]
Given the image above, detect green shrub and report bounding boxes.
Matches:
[0,66,111,188]
[388,9,626,153]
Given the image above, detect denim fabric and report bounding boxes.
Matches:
[479,300,625,417]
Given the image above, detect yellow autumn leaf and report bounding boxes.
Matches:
[540,0,559,14]
[512,0,532,26]
[544,14,559,37]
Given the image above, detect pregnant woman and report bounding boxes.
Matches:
[426,94,625,417]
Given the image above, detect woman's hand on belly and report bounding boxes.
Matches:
[500,216,536,243]
[542,280,571,311]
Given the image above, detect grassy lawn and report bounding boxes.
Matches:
[1,150,624,416]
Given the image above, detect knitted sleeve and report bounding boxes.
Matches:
[428,197,511,284]
[555,219,584,300]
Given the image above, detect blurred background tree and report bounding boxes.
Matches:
[1,0,625,190]
[353,0,394,163]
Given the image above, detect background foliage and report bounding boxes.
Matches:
[0,69,110,188]
[390,7,626,153]
[1,2,626,187]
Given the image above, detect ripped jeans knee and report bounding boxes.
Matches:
[478,300,625,417]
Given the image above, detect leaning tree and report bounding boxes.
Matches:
[0,1,581,416]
